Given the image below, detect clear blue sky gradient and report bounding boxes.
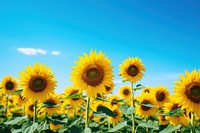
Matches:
[0,0,200,95]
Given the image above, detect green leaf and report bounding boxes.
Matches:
[95,97,110,102]
[4,116,27,125]
[120,104,134,115]
[97,106,116,117]
[12,89,23,94]
[68,117,81,128]
[108,121,127,132]
[84,128,91,133]
[48,117,68,124]
[159,108,184,116]
[93,112,107,117]
[43,102,58,108]
[12,129,22,133]
[29,123,39,132]
[138,122,159,130]
[160,124,181,133]
[65,93,83,99]
[137,102,157,108]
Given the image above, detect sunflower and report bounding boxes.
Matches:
[119,57,146,83]
[12,94,28,106]
[1,75,18,95]
[90,100,105,112]
[19,62,57,102]
[174,69,200,115]
[104,82,115,95]
[25,103,35,117]
[135,93,157,118]
[163,101,189,126]
[108,107,122,124]
[64,86,84,107]
[158,111,169,125]
[40,94,61,115]
[140,86,152,95]
[119,85,132,101]
[50,122,62,131]
[70,50,114,98]
[107,95,122,108]
[152,86,170,108]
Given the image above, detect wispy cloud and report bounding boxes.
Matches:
[51,51,60,55]
[114,79,123,84]
[37,49,47,55]
[17,48,47,55]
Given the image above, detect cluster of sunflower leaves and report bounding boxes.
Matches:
[0,89,200,133]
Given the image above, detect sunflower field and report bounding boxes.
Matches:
[0,50,200,133]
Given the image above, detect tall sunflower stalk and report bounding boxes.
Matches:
[131,82,135,133]
[33,100,37,123]
[85,97,90,129]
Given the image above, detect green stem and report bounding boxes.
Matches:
[74,106,76,117]
[85,97,90,129]
[5,95,9,121]
[191,112,195,133]
[131,82,135,133]
[108,119,110,131]
[33,100,37,123]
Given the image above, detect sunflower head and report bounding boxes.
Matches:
[19,62,57,102]
[119,85,132,101]
[163,100,189,126]
[70,50,114,98]
[141,86,152,95]
[152,86,170,107]
[104,82,115,95]
[174,69,200,115]
[1,75,18,95]
[40,94,61,115]
[136,93,157,118]
[158,111,169,125]
[119,57,146,83]
[90,100,105,112]
[64,86,84,106]
[107,95,122,107]
[108,107,122,124]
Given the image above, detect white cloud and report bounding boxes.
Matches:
[114,79,123,84]
[52,51,60,55]
[17,48,46,55]
[17,48,37,55]
[37,49,47,55]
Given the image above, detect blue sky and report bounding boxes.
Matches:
[0,0,200,95]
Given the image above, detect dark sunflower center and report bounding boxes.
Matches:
[127,65,138,76]
[29,76,47,92]
[29,105,34,112]
[70,90,79,101]
[141,100,151,111]
[123,89,130,95]
[156,92,165,102]
[144,89,150,93]
[9,99,13,103]
[111,99,117,106]
[45,99,56,108]
[185,83,200,103]
[105,86,111,91]
[82,65,104,87]
[113,110,118,118]
[171,103,179,111]
[161,116,166,121]
[5,81,14,90]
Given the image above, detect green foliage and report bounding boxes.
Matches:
[160,124,182,133]
[97,106,116,117]
[108,121,127,132]
[159,108,185,116]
